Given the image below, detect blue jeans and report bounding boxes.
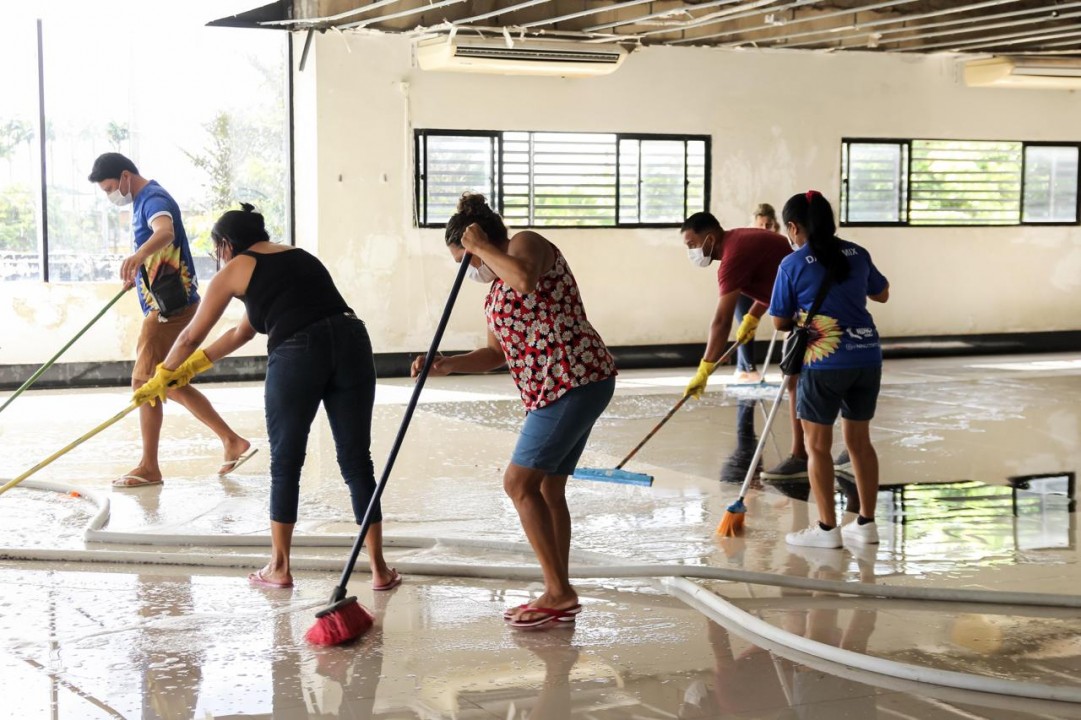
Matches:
[264,313,378,525]
[734,293,755,372]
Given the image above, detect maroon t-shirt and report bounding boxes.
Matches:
[715,228,792,304]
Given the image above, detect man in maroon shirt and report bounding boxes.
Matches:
[680,211,809,480]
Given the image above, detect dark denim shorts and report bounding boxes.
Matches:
[511,377,616,475]
[797,366,881,425]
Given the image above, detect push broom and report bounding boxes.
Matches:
[716,367,790,537]
[0,286,131,416]
[306,254,472,646]
[574,341,740,487]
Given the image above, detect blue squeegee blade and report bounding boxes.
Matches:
[573,468,654,487]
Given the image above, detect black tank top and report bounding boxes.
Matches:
[241,249,353,351]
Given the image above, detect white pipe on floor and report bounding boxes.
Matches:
[18,479,1081,609]
[7,479,1081,704]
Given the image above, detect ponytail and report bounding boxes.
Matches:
[781,190,849,283]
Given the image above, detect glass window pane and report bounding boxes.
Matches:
[842,142,905,223]
[909,140,1021,225]
[618,139,640,224]
[527,132,616,227]
[1023,145,1079,223]
[421,134,496,225]
[42,12,290,282]
[0,19,41,281]
[639,140,686,224]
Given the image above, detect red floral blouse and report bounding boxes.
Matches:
[484,245,616,411]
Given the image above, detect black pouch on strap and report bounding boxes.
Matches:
[140,264,189,318]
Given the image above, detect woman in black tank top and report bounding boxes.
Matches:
[137,204,400,592]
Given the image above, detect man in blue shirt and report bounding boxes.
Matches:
[88,153,252,487]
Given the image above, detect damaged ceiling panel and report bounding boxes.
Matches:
[249,1,1081,55]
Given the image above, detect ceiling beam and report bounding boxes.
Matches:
[772,0,1021,49]
[519,0,657,30]
[585,0,750,33]
[907,25,1081,52]
[453,0,552,26]
[342,0,469,29]
[670,0,922,45]
[262,0,405,27]
[790,1,1081,50]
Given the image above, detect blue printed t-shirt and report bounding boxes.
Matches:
[132,180,200,316]
[768,240,888,370]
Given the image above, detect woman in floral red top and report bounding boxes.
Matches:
[412,193,616,629]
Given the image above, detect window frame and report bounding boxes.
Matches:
[840,137,1081,228]
[1019,141,1081,226]
[414,129,711,229]
[414,128,501,229]
[6,22,296,283]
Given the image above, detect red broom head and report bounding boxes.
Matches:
[305,598,374,646]
[715,509,746,537]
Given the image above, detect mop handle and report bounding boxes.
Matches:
[735,379,790,500]
[330,254,472,598]
[0,402,139,496]
[759,327,779,380]
[615,341,740,469]
[0,286,131,416]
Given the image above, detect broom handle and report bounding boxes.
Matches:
[735,378,790,500]
[328,254,471,601]
[0,286,131,416]
[615,340,740,469]
[0,402,139,496]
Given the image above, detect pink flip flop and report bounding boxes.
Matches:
[372,569,402,591]
[508,606,581,630]
[504,602,581,622]
[248,570,293,589]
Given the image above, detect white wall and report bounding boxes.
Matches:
[4,34,1080,366]
[294,33,1081,356]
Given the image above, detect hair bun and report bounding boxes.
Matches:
[456,192,490,215]
[240,202,255,213]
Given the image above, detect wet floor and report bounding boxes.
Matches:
[0,353,1079,718]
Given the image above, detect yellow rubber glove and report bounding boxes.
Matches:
[132,365,176,408]
[171,349,214,388]
[684,359,717,399]
[131,350,213,408]
[736,314,760,345]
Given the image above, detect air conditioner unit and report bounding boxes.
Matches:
[416,37,627,77]
[964,56,1081,90]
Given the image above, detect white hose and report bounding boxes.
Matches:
[6,479,1081,704]
[665,576,1081,705]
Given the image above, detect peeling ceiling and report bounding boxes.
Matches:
[246,0,1081,56]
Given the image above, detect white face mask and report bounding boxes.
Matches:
[466,260,497,284]
[107,175,132,207]
[687,234,716,268]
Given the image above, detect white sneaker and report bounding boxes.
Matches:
[841,520,880,545]
[786,524,842,549]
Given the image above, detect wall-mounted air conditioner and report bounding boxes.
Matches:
[964,56,1081,89]
[416,37,627,77]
